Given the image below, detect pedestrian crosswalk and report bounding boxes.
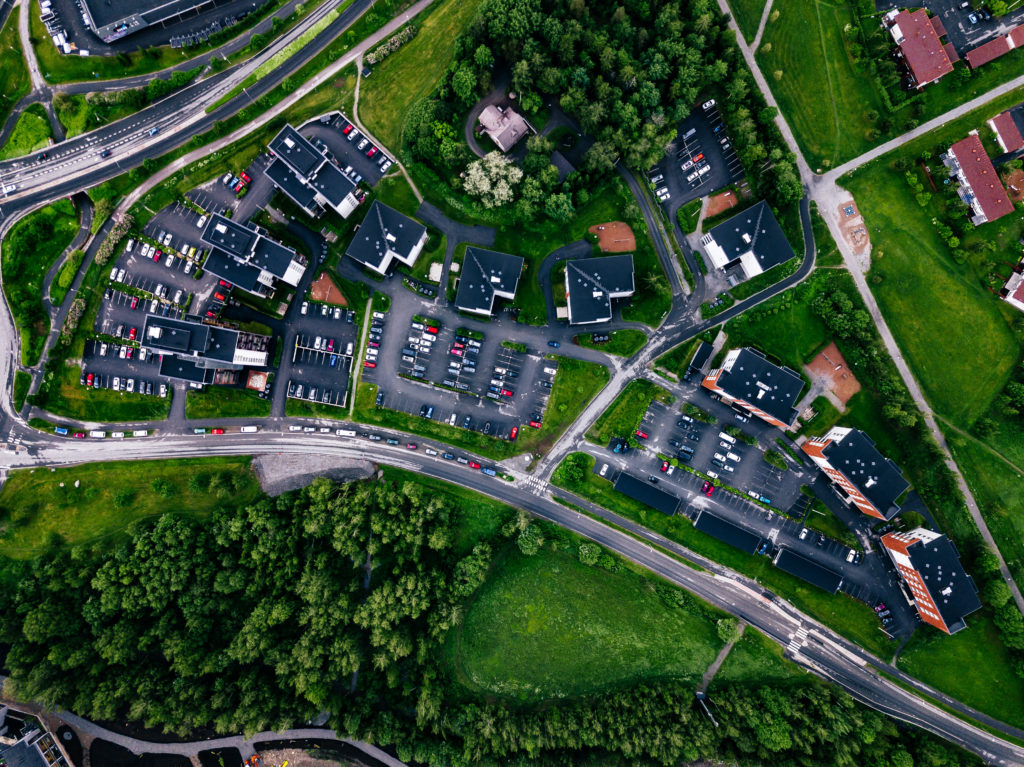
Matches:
[787,625,809,655]
[520,476,548,496]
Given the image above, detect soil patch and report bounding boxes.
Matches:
[252,453,376,496]
[310,272,348,306]
[805,341,861,406]
[705,190,738,218]
[1005,169,1024,202]
[836,199,870,257]
[198,748,243,767]
[256,740,390,767]
[588,221,635,252]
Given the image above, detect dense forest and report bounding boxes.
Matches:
[0,477,982,766]
[404,0,802,225]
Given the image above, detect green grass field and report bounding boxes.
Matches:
[897,614,1024,729]
[553,453,896,658]
[185,387,272,419]
[0,457,260,558]
[844,160,1018,428]
[711,627,803,686]
[55,93,140,139]
[44,364,172,423]
[12,371,31,412]
[575,329,647,357]
[586,379,673,446]
[447,546,724,700]
[361,0,484,151]
[0,9,30,128]
[728,0,767,43]
[0,103,52,161]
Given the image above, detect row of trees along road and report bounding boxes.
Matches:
[0,477,984,766]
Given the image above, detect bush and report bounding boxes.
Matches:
[764,450,788,471]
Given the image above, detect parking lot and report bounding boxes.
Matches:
[650,100,745,209]
[285,306,357,407]
[80,337,168,398]
[359,299,557,440]
[302,113,393,187]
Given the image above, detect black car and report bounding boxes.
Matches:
[375,391,384,407]
[668,439,681,448]
[99,149,111,158]
[687,432,701,441]
[817,534,826,547]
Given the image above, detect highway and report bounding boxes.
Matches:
[0,0,1020,763]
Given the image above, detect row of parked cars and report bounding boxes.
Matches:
[341,123,393,174]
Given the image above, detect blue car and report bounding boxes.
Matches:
[548,340,560,348]
[330,354,338,367]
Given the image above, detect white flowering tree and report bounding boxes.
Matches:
[463,151,523,209]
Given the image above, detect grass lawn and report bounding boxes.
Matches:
[0,103,52,161]
[553,453,896,658]
[55,93,141,139]
[797,395,841,437]
[2,198,79,366]
[676,198,703,234]
[945,431,1024,586]
[361,0,484,151]
[803,498,858,549]
[354,356,607,458]
[185,387,271,419]
[654,336,705,379]
[575,329,647,357]
[897,614,1024,729]
[447,545,724,700]
[374,172,421,216]
[586,379,673,446]
[12,371,31,412]
[0,457,260,558]
[0,8,29,128]
[728,0,767,43]
[811,203,843,267]
[844,155,1018,428]
[44,364,172,423]
[711,627,804,685]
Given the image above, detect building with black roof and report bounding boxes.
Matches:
[689,341,714,374]
[882,528,981,634]
[698,200,796,282]
[803,427,910,521]
[142,316,269,372]
[345,201,428,276]
[266,125,360,218]
[773,549,844,593]
[200,214,306,296]
[693,510,762,553]
[454,247,524,316]
[702,347,804,429]
[82,0,222,42]
[158,355,216,384]
[564,254,635,325]
[0,709,71,767]
[613,472,679,515]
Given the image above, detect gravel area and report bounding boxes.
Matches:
[252,453,375,496]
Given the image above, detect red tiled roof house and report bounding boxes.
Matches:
[889,9,953,88]
[988,110,1024,153]
[946,131,1014,225]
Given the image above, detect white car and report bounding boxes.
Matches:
[599,463,609,477]
[301,301,308,315]
[799,528,809,540]
[703,99,717,110]
[357,138,369,150]
[112,376,120,390]
[314,336,323,350]
[681,160,694,171]
[197,215,208,228]
[706,470,719,479]
[183,261,193,275]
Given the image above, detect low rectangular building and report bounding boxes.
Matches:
[693,509,762,554]
[888,9,953,88]
[613,472,679,515]
[773,549,843,593]
[345,201,428,276]
[702,347,804,429]
[564,254,635,325]
[881,528,981,634]
[266,124,360,218]
[946,131,1014,225]
[200,213,306,296]
[1001,263,1024,313]
[801,426,909,521]
[698,200,796,281]
[142,316,270,372]
[82,0,221,42]
[988,110,1024,154]
[454,247,524,316]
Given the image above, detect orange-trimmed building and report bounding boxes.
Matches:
[802,426,909,521]
[702,348,804,429]
[881,528,981,634]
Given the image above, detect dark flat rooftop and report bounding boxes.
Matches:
[693,510,762,554]
[269,125,324,178]
[202,214,257,259]
[613,472,679,515]
[774,549,843,593]
[265,157,319,212]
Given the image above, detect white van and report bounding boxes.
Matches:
[718,431,737,444]
[89,430,106,439]
[132,430,148,437]
[240,425,260,433]
[726,451,742,462]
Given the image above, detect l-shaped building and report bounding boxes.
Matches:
[702,347,804,429]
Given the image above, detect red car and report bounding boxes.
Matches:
[343,123,354,135]
[218,279,232,288]
[701,481,714,496]
[509,426,518,441]
[635,430,648,439]
[206,310,217,318]
[453,342,464,350]
[86,373,94,387]
[213,292,226,301]
[660,461,669,472]
[240,172,252,183]
[469,461,481,469]
[211,428,225,435]
[692,153,704,162]
[73,432,86,439]
[426,326,438,334]
[125,347,133,359]
[406,443,417,450]
[364,360,376,368]
[450,348,463,357]
[130,296,138,309]
[529,420,542,428]
[367,146,378,157]
[153,250,161,262]
[501,389,513,397]
[128,327,137,340]
[233,181,244,192]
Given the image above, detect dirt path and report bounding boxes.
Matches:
[697,622,745,694]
